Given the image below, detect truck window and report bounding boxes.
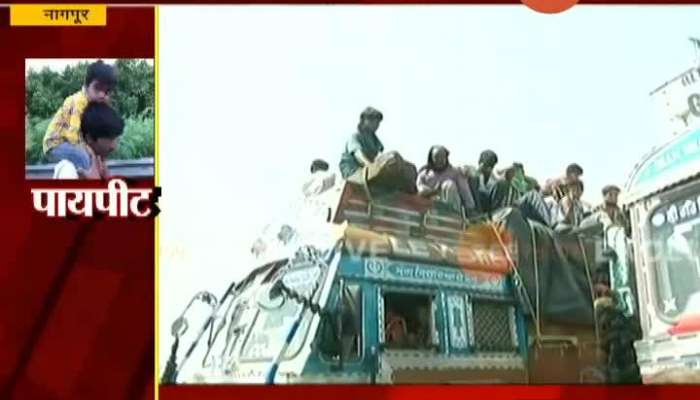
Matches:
[383,292,434,350]
[649,198,700,320]
[239,263,322,362]
[319,283,363,362]
[340,284,363,360]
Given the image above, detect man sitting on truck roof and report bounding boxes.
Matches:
[492,162,542,205]
[339,107,385,180]
[542,163,584,202]
[416,145,479,217]
[511,162,540,193]
[302,158,336,198]
[552,180,587,230]
[490,163,553,227]
[460,149,500,214]
[592,185,629,230]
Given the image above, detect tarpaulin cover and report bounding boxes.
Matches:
[494,208,603,325]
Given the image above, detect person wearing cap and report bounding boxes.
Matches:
[339,107,385,179]
[542,163,584,202]
[416,145,479,217]
[593,185,628,228]
[302,158,336,198]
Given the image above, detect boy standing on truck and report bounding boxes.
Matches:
[43,60,117,175]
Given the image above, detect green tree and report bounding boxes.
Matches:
[112,59,155,118]
[25,59,155,119]
[26,67,65,119]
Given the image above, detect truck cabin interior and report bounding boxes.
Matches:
[383,292,434,350]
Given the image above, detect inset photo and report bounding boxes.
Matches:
[25,58,155,179]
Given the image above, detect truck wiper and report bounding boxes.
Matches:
[161,281,237,384]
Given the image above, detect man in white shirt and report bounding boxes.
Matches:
[302,159,336,198]
[53,159,80,179]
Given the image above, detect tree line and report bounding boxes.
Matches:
[25,59,155,164]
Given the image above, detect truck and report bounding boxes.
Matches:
[161,174,629,384]
[161,42,700,385]
[624,50,700,383]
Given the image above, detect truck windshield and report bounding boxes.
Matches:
[649,195,700,320]
[239,261,323,362]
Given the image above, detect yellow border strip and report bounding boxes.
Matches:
[154,5,160,400]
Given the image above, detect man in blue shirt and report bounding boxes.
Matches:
[339,107,385,179]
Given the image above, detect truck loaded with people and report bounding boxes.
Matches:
[161,44,700,385]
[160,101,647,384]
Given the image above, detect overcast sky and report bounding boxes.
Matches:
[157,5,700,372]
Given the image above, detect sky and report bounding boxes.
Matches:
[157,5,700,371]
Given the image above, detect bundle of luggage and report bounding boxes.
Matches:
[348,151,419,195]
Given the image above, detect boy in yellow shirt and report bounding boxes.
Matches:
[42,60,117,172]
